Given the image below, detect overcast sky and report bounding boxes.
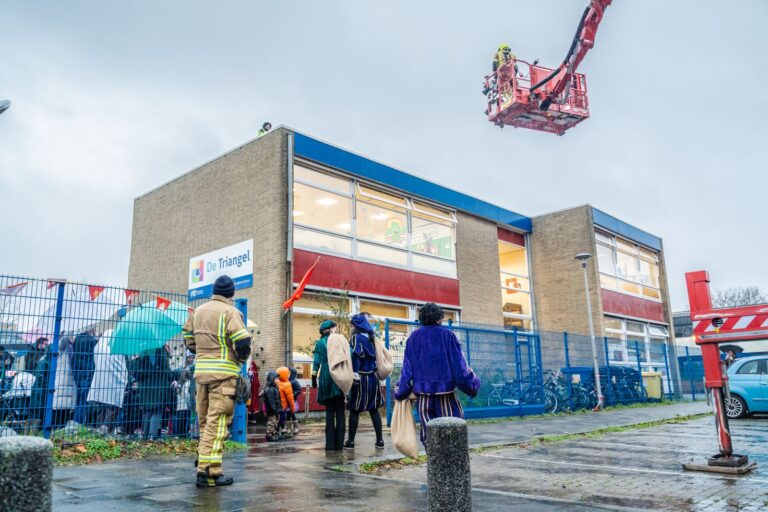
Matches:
[1,1,766,310]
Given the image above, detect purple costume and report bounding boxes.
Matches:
[394,324,480,444]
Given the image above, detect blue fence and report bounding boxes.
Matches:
[0,275,251,443]
[385,319,697,424]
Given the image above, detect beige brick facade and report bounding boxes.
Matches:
[455,212,506,326]
[128,129,290,374]
[530,205,604,337]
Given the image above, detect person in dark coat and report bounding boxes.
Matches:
[25,337,48,373]
[263,370,282,441]
[344,313,384,449]
[395,303,480,446]
[127,346,174,439]
[71,331,98,425]
[311,320,346,451]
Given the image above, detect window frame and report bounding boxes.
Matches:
[292,162,458,278]
[595,230,662,302]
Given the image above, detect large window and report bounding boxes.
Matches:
[293,164,457,277]
[499,241,532,330]
[596,230,661,301]
[604,316,669,365]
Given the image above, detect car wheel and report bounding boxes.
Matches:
[725,395,748,419]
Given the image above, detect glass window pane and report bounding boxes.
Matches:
[639,248,658,261]
[737,361,760,375]
[617,239,637,254]
[642,287,661,300]
[292,313,320,353]
[597,243,615,276]
[357,242,408,267]
[413,201,453,223]
[600,274,618,289]
[626,320,645,334]
[504,317,531,330]
[595,231,614,245]
[294,165,350,193]
[294,292,350,313]
[649,338,666,362]
[294,227,352,255]
[359,300,409,319]
[620,281,641,295]
[294,183,352,234]
[413,254,457,277]
[627,338,647,362]
[498,242,528,276]
[638,258,660,288]
[501,289,531,316]
[357,184,408,208]
[412,216,455,259]
[616,251,639,282]
[648,325,669,337]
[500,274,530,292]
[604,316,623,331]
[356,201,408,248]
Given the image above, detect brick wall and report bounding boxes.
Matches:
[455,212,505,326]
[128,129,290,375]
[530,205,605,338]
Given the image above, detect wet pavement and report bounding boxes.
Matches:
[51,401,761,511]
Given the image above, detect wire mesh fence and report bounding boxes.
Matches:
[385,319,696,423]
[0,275,206,443]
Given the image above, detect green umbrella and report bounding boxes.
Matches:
[110,300,190,355]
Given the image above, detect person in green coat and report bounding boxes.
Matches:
[311,320,345,451]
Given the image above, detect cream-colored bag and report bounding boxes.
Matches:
[391,398,419,459]
[373,336,393,380]
[327,333,353,395]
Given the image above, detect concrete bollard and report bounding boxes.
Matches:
[426,417,471,512]
[0,436,54,512]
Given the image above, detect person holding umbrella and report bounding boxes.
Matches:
[182,276,252,488]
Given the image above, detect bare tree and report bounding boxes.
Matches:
[712,286,768,308]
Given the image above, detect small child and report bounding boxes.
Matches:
[262,370,282,442]
[276,367,295,438]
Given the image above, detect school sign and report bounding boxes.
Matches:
[188,239,254,300]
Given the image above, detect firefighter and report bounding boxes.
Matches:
[258,122,272,137]
[492,44,514,72]
[183,275,251,488]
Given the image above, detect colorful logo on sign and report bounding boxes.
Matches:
[190,259,204,283]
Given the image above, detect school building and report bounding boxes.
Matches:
[127,127,678,384]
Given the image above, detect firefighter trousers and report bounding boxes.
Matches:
[196,377,237,476]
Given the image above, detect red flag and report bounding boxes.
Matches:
[0,282,27,296]
[88,285,105,301]
[156,295,171,312]
[283,258,320,310]
[124,289,140,305]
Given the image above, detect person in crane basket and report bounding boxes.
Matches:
[492,44,516,73]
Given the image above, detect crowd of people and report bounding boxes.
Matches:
[0,332,199,439]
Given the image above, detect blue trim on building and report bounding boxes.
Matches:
[592,208,661,251]
[293,132,532,232]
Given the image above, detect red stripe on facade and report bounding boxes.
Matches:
[601,289,665,323]
[497,228,526,247]
[293,249,461,306]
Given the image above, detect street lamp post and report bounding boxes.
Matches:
[575,252,604,410]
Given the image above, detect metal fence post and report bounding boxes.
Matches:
[42,282,66,439]
[662,342,673,401]
[563,332,573,410]
[634,341,643,402]
[231,298,248,444]
[385,318,392,427]
[513,328,522,397]
[603,337,612,405]
[685,346,696,401]
[464,328,472,367]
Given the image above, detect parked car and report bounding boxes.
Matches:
[725,356,768,419]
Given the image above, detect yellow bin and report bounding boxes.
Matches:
[642,371,663,400]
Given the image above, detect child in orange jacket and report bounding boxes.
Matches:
[276,367,295,438]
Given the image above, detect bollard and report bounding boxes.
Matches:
[0,436,54,512]
[426,417,471,512]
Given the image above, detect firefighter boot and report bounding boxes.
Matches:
[196,473,234,488]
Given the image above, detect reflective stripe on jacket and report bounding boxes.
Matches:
[182,295,249,384]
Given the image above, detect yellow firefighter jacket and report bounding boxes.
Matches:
[182,295,251,385]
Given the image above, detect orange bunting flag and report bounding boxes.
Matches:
[282,258,320,310]
[124,289,140,305]
[88,285,105,301]
[0,282,27,296]
[156,295,171,312]
[46,280,59,289]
